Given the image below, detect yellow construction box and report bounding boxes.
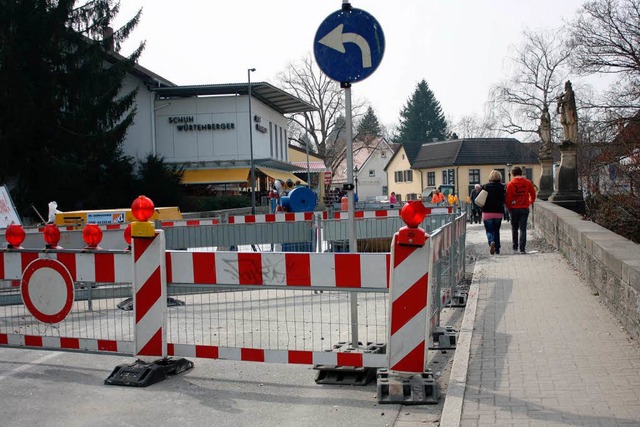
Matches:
[55,207,182,228]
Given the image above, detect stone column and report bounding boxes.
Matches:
[537,156,554,201]
[548,140,584,213]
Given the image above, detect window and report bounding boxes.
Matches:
[469,169,480,184]
[524,167,533,181]
[395,170,413,182]
[427,172,435,186]
[269,122,273,157]
[406,193,419,200]
[496,168,506,183]
[368,169,375,177]
[382,186,388,196]
[381,151,387,158]
[442,170,447,184]
[274,125,279,158]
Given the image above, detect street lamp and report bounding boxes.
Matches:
[506,163,513,182]
[248,68,256,214]
[354,166,359,195]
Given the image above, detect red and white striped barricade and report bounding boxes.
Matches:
[377,201,440,404]
[105,196,192,387]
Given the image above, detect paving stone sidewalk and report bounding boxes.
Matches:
[442,226,640,426]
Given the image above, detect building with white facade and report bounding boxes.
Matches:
[121,63,316,194]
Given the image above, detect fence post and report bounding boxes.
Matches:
[377,201,440,404]
[105,196,192,387]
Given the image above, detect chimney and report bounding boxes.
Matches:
[103,26,114,53]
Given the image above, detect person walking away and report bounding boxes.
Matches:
[481,170,506,255]
[431,187,446,204]
[470,184,482,224]
[506,166,537,254]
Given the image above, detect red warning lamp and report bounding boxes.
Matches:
[398,201,427,246]
[43,224,61,248]
[5,224,26,248]
[131,195,155,222]
[82,224,103,249]
[124,223,132,246]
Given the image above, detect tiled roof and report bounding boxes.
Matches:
[412,138,542,168]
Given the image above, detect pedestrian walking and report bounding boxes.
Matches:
[481,170,506,255]
[506,166,537,254]
[470,184,482,224]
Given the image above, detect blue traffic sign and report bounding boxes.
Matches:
[314,7,385,84]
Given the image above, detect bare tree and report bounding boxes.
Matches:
[451,113,501,139]
[568,0,640,242]
[490,28,573,142]
[276,53,365,174]
[569,0,640,115]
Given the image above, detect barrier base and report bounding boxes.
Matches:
[430,325,457,350]
[376,369,440,404]
[314,365,377,386]
[448,290,468,307]
[104,357,194,387]
[116,297,186,311]
[313,341,385,386]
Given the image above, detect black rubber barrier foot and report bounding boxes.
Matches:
[104,357,194,387]
[376,369,440,405]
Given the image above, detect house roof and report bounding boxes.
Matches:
[383,140,424,171]
[332,137,394,183]
[412,138,541,168]
[150,82,317,114]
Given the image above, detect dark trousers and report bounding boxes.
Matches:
[483,217,502,251]
[510,208,530,251]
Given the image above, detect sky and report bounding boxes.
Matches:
[115,0,595,131]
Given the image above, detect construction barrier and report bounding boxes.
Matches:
[0,201,466,402]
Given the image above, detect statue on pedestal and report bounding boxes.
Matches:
[557,80,578,143]
[538,105,553,159]
[537,105,554,200]
[549,80,584,213]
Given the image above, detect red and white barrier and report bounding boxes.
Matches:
[166,251,390,289]
[167,344,386,367]
[132,231,167,359]
[0,251,131,282]
[228,212,314,224]
[387,227,431,373]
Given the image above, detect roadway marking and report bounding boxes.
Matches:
[0,351,60,381]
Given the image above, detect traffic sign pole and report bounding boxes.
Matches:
[314,2,385,350]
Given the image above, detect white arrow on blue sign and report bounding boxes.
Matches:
[314,7,385,84]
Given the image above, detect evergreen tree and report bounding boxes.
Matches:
[0,0,143,215]
[395,79,448,143]
[357,106,382,141]
[135,154,184,208]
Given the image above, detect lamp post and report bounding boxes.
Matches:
[506,162,512,182]
[248,68,256,214]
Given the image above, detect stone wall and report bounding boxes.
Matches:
[532,201,640,341]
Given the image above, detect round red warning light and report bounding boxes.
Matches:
[6,224,26,247]
[43,224,61,246]
[82,224,103,248]
[131,195,155,222]
[400,201,427,228]
[124,223,132,245]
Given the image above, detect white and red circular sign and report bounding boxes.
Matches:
[21,258,74,324]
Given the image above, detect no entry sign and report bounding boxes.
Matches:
[21,258,75,324]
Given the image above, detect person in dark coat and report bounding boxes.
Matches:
[481,170,506,255]
[470,184,482,224]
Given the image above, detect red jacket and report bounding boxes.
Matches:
[506,176,536,209]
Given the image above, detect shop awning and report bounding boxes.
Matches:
[257,167,306,185]
[289,161,327,172]
[182,168,249,184]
